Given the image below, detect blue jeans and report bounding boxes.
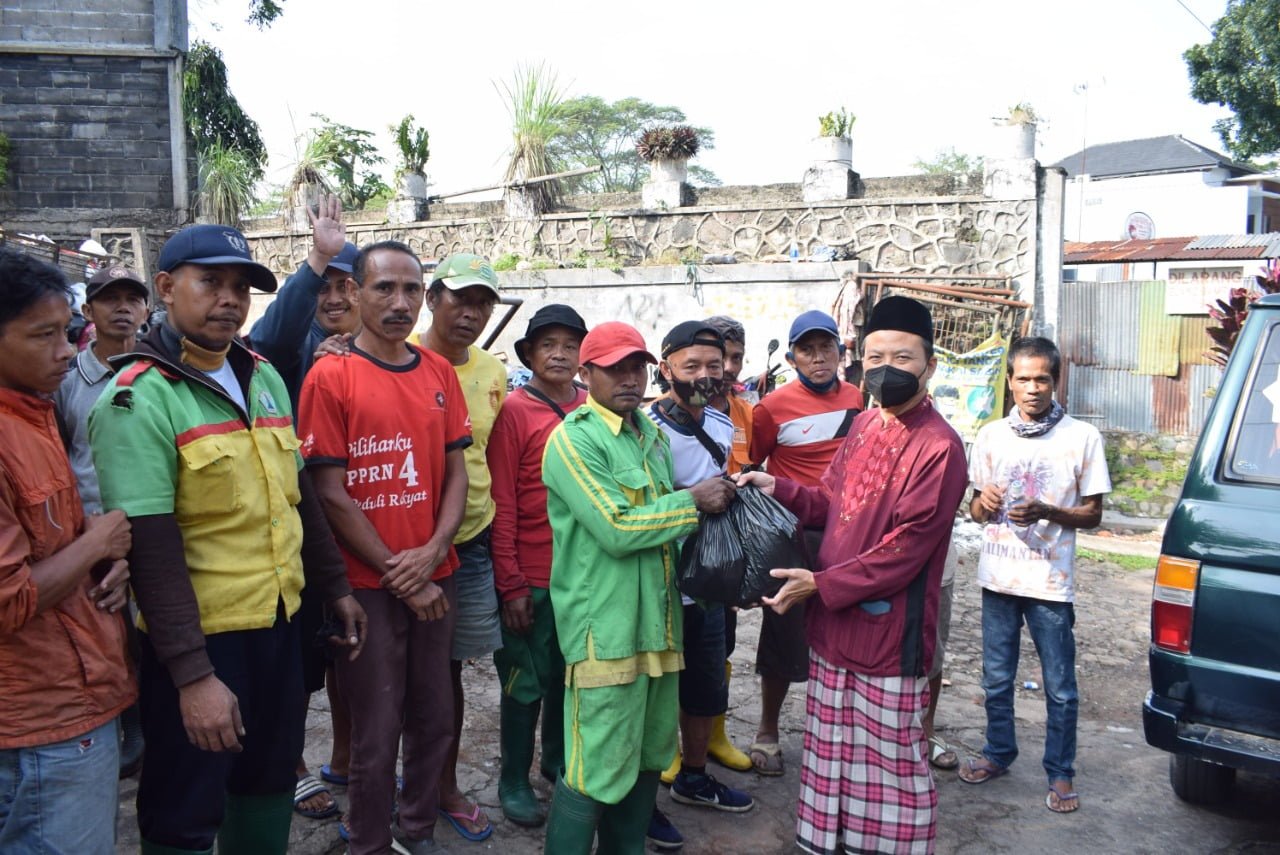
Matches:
[979,588,1078,782]
[0,718,119,854]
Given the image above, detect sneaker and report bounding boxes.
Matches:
[391,822,450,855]
[670,771,754,812]
[646,807,684,850]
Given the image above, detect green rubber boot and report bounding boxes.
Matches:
[216,791,293,854]
[596,771,660,855]
[543,776,603,855]
[499,695,546,827]
[539,676,566,783]
[140,841,212,855]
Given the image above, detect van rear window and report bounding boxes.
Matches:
[1227,322,1280,484]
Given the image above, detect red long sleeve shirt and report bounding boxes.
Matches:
[487,385,588,602]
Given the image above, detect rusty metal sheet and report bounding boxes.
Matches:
[1178,316,1216,366]
[1187,363,1222,436]
[1064,236,1273,264]
[1152,370,1191,435]
[1059,280,1097,364]
[1066,365,1154,433]
[1136,281,1181,376]
[1094,282,1140,371]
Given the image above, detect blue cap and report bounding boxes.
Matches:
[157,224,278,293]
[788,310,839,345]
[328,242,359,274]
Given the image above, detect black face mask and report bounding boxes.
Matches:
[670,376,726,408]
[865,365,925,407]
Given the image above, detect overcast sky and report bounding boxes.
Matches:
[193,0,1234,198]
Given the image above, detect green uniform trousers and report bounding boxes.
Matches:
[494,587,565,704]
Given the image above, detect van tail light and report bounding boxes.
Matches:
[1152,555,1199,654]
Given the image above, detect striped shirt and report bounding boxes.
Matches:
[750,380,864,486]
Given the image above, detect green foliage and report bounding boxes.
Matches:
[818,107,855,138]
[492,253,522,272]
[183,41,268,183]
[247,0,285,28]
[497,63,566,214]
[288,114,389,211]
[197,144,257,226]
[1103,442,1188,514]
[547,96,719,193]
[913,147,984,175]
[247,183,285,218]
[0,132,10,188]
[1205,258,1280,364]
[391,115,430,178]
[635,126,701,161]
[1006,102,1039,124]
[1186,0,1280,159]
[1077,548,1157,572]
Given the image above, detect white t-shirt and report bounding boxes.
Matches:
[203,360,247,412]
[648,402,734,489]
[969,414,1111,603]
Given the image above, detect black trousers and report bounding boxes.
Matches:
[136,606,305,850]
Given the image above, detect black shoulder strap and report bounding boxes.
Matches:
[522,385,569,421]
[656,398,727,469]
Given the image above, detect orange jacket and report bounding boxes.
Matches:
[0,388,135,748]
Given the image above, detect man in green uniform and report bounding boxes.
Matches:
[541,321,735,854]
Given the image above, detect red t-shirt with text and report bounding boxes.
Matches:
[298,344,472,589]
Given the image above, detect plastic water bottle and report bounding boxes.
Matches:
[789,240,799,263]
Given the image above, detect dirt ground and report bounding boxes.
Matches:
[114,523,1280,854]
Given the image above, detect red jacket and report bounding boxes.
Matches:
[0,388,135,748]
[487,386,587,602]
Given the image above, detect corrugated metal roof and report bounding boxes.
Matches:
[1067,365,1154,432]
[1064,235,1280,264]
[1137,282,1181,376]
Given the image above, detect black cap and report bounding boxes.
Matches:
[660,320,725,359]
[157,224,278,293]
[866,296,933,343]
[514,304,589,368]
[85,264,148,302]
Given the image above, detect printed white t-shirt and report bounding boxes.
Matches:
[969,413,1111,603]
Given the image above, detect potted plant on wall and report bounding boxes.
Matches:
[998,102,1038,159]
[389,114,430,222]
[814,107,854,164]
[637,125,701,184]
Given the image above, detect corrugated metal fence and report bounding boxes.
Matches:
[1060,280,1218,436]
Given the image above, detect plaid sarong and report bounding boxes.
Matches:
[796,652,936,855]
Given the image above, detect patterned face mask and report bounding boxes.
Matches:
[671,376,727,408]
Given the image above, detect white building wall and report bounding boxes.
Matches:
[1062,170,1251,242]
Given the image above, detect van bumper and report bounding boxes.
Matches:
[1145,690,1280,776]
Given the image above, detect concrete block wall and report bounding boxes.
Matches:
[0,0,157,49]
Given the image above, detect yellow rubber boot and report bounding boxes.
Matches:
[707,662,753,771]
[660,747,682,786]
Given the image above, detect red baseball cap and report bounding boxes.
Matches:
[580,321,657,367]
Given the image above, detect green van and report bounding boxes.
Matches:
[1144,292,1280,803]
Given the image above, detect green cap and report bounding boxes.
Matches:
[430,253,500,298]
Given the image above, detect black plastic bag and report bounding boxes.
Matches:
[678,484,810,607]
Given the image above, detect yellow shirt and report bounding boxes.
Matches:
[451,344,507,542]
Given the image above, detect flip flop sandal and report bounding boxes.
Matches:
[294,774,339,819]
[1046,786,1080,813]
[320,764,349,786]
[439,804,493,842]
[749,741,785,777]
[957,756,1009,784]
[928,736,960,771]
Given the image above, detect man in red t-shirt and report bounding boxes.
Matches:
[746,309,864,776]
[299,240,471,855]
[487,304,589,828]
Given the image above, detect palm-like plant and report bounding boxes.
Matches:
[497,64,566,214]
[391,115,430,178]
[197,144,257,226]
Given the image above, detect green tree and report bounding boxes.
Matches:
[183,40,267,183]
[1185,0,1280,159]
[547,96,720,193]
[912,147,984,175]
[247,0,285,28]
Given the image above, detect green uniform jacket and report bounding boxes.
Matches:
[542,397,699,671]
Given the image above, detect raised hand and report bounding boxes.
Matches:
[306,194,346,263]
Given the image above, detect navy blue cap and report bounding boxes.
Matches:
[157,225,278,293]
[788,310,839,345]
[327,242,359,274]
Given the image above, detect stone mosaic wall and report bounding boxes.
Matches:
[244,194,1033,284]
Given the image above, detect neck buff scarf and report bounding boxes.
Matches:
[1008,399,1065,438]
[160,322,232,371]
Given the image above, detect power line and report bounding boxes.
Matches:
[1175,0,1214,34]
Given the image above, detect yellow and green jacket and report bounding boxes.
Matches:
[542,396,699,688]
